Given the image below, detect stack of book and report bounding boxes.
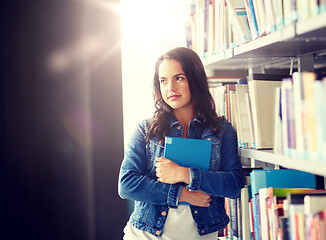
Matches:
[223,169,326,240]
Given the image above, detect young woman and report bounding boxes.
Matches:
[118,47,244,239]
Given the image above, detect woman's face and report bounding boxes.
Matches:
[158,59,193,113]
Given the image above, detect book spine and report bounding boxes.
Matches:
[264,0,277,33]
[225,0,251,43]
[303,72,318,159]
[245,92,256,148]
[253,194,261,240]
[281,78,296,157]
[249,198,256,240]
[259,188,269,240]
[314,80,326,160]
[292,72,307,158]
[241,187,251,240]
[273,87,283,154]
[243,0,258,39]
[248,0,259,37]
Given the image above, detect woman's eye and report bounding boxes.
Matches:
[176,77,183,81]
[160,79,166,84]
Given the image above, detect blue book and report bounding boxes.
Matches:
[163,137,212,170]
[250,169,316,195]
[164,137,212,205]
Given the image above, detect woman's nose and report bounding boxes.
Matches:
[167,80,176,91]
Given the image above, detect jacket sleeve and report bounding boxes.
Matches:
[118,121,182,208]
[186,122,245,199]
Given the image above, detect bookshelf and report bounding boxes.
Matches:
[187,2,326,239]
[202,12,326,72]
[200,9,326,178]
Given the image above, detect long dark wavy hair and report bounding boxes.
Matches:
[147,47,224,140]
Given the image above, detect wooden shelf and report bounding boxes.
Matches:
[239,148,326,177]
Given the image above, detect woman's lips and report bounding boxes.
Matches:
[168,95,181,101]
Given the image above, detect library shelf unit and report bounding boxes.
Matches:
[203,12,326,72]
[202,11,326,178]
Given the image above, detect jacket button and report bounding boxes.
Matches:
[161,211,167,216]
[177,126,181,130]
[155,230,161,235]
[202,230,205,234]
[207,138,211,141]
[194,210,198,214]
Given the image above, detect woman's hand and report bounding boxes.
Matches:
[179,186,211,207]
[155,157,190,184]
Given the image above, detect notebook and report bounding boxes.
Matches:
[163,137,212,170]
[163,137,212,205]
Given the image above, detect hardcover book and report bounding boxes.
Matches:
[250,169,316,195]
[247,74,289,149]
[164,136,212,170]
[164,137,212,205]
[236,84,252,148]
[241,186,251,240]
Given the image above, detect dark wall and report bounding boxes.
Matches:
[1,1,127,239]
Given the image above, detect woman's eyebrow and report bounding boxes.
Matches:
[159,73,185,79]
[174,73,186,77]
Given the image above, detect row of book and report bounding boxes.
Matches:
[209,73,286,149]
[223,168,326,240]
[208,72,326,161]
[185,0,326,58]
[185,0,251,57]
[274,72,326,160]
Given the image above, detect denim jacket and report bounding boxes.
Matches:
[118,115,244,237]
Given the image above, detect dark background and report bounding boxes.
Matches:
[1,0,127,239]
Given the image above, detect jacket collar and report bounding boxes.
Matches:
[169,114,204,128]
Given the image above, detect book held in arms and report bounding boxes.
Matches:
[164,137,212,205]
[164,137,212,170]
